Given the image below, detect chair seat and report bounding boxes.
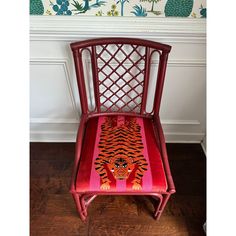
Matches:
[76,115,167,193]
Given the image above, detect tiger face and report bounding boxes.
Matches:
[107,157,135,180]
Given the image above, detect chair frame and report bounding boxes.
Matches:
[70,37,176,221]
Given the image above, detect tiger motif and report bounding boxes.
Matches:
[95,116,148,190]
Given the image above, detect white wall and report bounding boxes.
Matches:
[30,16,206,143]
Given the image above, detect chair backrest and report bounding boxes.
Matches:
[71,38,171,116]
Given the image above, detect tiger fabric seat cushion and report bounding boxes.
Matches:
[76,115,167,193]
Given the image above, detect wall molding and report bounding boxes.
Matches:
[30,58,81,120]
[168,59,206,67]
[30,118,79,124]
[201,135,206,156]
[30,131,77,142]
[165,132,205,143]
[30,16,206,43]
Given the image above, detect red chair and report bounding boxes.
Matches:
[70,38,175,221]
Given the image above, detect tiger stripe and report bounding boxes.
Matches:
[95,116,148,190]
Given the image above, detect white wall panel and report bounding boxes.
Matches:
[30,60,79,120]
[161,66,206,120]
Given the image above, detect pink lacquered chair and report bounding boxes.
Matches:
[70,37,175,221]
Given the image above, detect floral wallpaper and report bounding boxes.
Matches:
[30,0,206,18]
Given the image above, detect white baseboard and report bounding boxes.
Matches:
[201,135,207,156]
[165,132,204,143]
[30,131,77,142]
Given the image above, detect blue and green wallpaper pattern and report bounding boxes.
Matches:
[30,0,206,18]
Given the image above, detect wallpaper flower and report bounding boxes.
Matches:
[30,0,206,18]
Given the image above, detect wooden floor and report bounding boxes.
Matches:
[30,143,206,236]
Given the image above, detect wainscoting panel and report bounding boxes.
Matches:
[30,16,206,143]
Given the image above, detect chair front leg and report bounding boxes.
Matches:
[81,194,98,217]
[72,193,87,221]
[80,194,88,217]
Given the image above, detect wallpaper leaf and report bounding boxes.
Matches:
[50,0,72,15]
[30,0,44,15]
[131,4,147,16]
[199,4,206,18]
[165,0,194,17]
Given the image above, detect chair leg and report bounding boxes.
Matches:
[72,193,87,221]
[80,194,97,218]
[80,194,88,217]
[151,194,163,219]
[154,194,171,220]
[73,193,170,221]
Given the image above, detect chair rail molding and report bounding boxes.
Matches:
[30,16,206,43]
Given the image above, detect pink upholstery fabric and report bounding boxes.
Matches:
[76,115,167,193]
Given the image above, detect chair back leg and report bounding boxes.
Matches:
[154,194,171,220]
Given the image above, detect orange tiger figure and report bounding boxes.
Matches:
[95,117,148,190]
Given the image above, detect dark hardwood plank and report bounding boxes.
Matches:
[30,143,206,236]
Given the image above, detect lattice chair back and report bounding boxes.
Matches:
[71,38,171,116]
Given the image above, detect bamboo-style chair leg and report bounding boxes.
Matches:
[151,194,163,219]
[154,194,171,220]
[72,193,86,221]
[80,195,88,217]
[80,194,98,219]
